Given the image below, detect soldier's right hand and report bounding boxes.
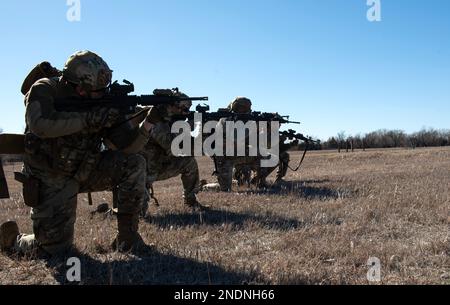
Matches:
[84,107,121,132]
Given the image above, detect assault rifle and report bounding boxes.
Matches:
[280,129,319,143]
[54,80,208,114]
[277,129,320,172]
[175,104,301,125]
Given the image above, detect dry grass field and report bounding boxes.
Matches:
[0,147,449,285]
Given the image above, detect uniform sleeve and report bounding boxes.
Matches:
[25,80,87,138]
[103,109,150,154]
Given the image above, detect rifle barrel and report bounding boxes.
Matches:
[55,95,209,113]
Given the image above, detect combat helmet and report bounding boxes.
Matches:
[173,88,192,113]
[62,50,112,92]
[228,97,252,113]
[153,88,192,115]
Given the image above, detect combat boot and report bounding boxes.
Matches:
[0,221,19,253]
[184,196,204,209]
[112,213,145,253]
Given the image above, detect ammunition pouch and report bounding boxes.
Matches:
[23,131,102,182]
[14,172,41,208]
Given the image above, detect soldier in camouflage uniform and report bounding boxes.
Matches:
[233,127,299,188]
[250,133,298,187]
[207,97,261,192]
[139,88,201,215]
[0,51,153,256]
[233,164,252,187]
[214,97,295,191]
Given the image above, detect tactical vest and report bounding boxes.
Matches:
[24,133,102,182]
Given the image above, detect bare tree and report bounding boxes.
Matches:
[337,131,346,153]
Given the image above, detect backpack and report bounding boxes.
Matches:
[21,61,61,95]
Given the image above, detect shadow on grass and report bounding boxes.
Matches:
[238,179,352,200]
[296,179,331,184]
[146,206,305,231]
[46,246,259,285]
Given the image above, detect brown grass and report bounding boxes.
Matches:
[0,147,449,285]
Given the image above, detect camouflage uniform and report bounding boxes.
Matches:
[7,51,150,255]
[212,97,260,191]
[239,134,295,187]
[139,91,200,211]
[252,151,290,185]
[275,135,296,181]
[215,156,259,191]
[233,164,253,186]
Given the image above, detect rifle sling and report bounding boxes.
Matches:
[108,107,151,131]
[287,142,309,172]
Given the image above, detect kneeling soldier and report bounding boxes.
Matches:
[138,88,202,216]
[0,51,153,256]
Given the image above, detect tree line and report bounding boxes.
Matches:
[314,128,450,151]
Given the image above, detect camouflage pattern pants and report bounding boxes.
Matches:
[15,151,146,255]
[233,151,290,186]
[256,151,290,182]
[146,156,199,201]
[233,164,253,186]
[215,156,260,191]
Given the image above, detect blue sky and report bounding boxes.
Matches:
[0,0,448,140]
